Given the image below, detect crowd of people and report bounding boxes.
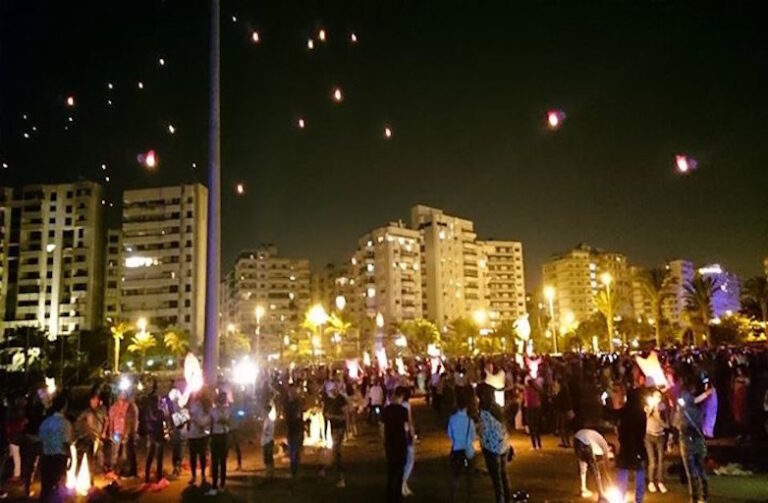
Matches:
[0,344,765,502]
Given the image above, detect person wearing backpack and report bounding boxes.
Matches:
[675,376,709,503]
[447,391,476,503]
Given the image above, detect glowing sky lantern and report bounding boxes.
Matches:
[350,32,358,43]
[604,487,623,503]
[318,28,326,41]
[375,347,388,370]
[384,126,393,138]
[236,183,245,195]
[158,57,165,66]
[332,87,343,103]
[139,149,157,169]
[297,117,306,129]
[346,359,360,380]
[675,154,697,174]
[635,350,668,388]
[251,31,260,43]
[66,95,75,107]
[546,109,566,129]
[184,352,203,394]
[137,81,144,90]
[168,124,176,134]
[307,39,314,50]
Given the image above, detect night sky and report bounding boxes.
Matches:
[2,1,767,287]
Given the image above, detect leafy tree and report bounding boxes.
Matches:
[570,313,608,351]
[126,330,157,371]
[494,320,518,353]
[684,273,719,345]
[109,320,133,373]
[324,313,353,357]
[163,327,190,366]
[397,319,440,356]
[742,276,768,324]
[710,314,752,345]
[443,317,477,357]
[594,289,621,346]
[220,330,251,363]
[637,268,671,347]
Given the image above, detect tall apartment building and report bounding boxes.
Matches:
[224,245,311,354]
[541,244,631,331]
[0,182,105,336]
[698,263,741,318]
[661,259,694,327]
[119,184,207,345]
[351,221,422,326]
[103,229,122,323]
[311,263,356,312]
[411,205,487,328]
[630,266,654,321]
[479,240,526,326]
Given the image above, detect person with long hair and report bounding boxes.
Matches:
[478,383,511,503]
[187,390,212,488]
[209,391,231,495]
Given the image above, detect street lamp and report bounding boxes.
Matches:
[600,272,615,352]
[543,286,558,353]
[307,304,328,358]
[255,304,266,358]
[472,309,488,326]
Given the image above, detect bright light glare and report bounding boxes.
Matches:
[251,31,260,43]
[604,486,624,503]
[119,376,132,391]
[543,285,555,301]
[232,357,258,386]
[66,96,75,107]
[333,87,343,102]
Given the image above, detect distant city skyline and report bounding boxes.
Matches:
[2,2,766,288]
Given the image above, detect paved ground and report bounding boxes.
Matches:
[10,399,768,502]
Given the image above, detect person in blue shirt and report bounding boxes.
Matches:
[447,391,476,503]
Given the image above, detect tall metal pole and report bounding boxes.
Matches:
[203,0,221,384]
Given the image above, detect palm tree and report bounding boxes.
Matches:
[443,318,478,357]
[397,319,440,356]
[127,331,157,372]
[109,320,132,373]
[742,276,768,324]
[163,327,190,367]
[684,274,719,345]
[324,314,352,357]
[638,268,671,348]
[594,290,620,347]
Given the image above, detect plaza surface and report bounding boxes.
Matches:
[80,399,764,503]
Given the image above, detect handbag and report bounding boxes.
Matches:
[450,418,472,469]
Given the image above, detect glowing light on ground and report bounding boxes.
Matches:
[75,452,91,496]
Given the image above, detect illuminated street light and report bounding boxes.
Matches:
[226,323,236,334]
[307,304,328,326]
[472,309,487,326]
[600,272,613,286]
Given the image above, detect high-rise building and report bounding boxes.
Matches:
[311,263,355,312]
[119,184,208,345]
[629,265,654,321]
[541,244,631,332]
[410,205,487,328]
[698,263,741,318]
[351,221,422,326]
[224,245,311,354]
[0,182,105,336]
[478,240,526,326]
[103,229,122,323]
[661,259,694,327]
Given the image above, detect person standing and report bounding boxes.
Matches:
[322,382,348,488]
[108,390,138,477]
[260,403,275,483]
[209,391,231,495]
[367,378,385,424]
[187,392,212,488]
[284,382,304,479]
[676,379,709,503]
[6,396,27,480]
[380,387,409,503]
[615,388,648,503]
[732,366,750,441]
[401,388,416,497]
[142,384,167,487]
[38,395,72,503]
[523,376,542,450]
[74,391,106,485]
[478,384,511,503]
[447,392,476,503]
[645,390,668,494]
[164,383,184,476]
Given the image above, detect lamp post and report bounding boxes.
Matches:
[543,286,558,353]
[203,0,222,384]
[254,305,265,359]
[601,272,615,352]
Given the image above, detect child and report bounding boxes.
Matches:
[262,403,276,480]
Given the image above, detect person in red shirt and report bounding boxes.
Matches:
[524,376,543,450]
